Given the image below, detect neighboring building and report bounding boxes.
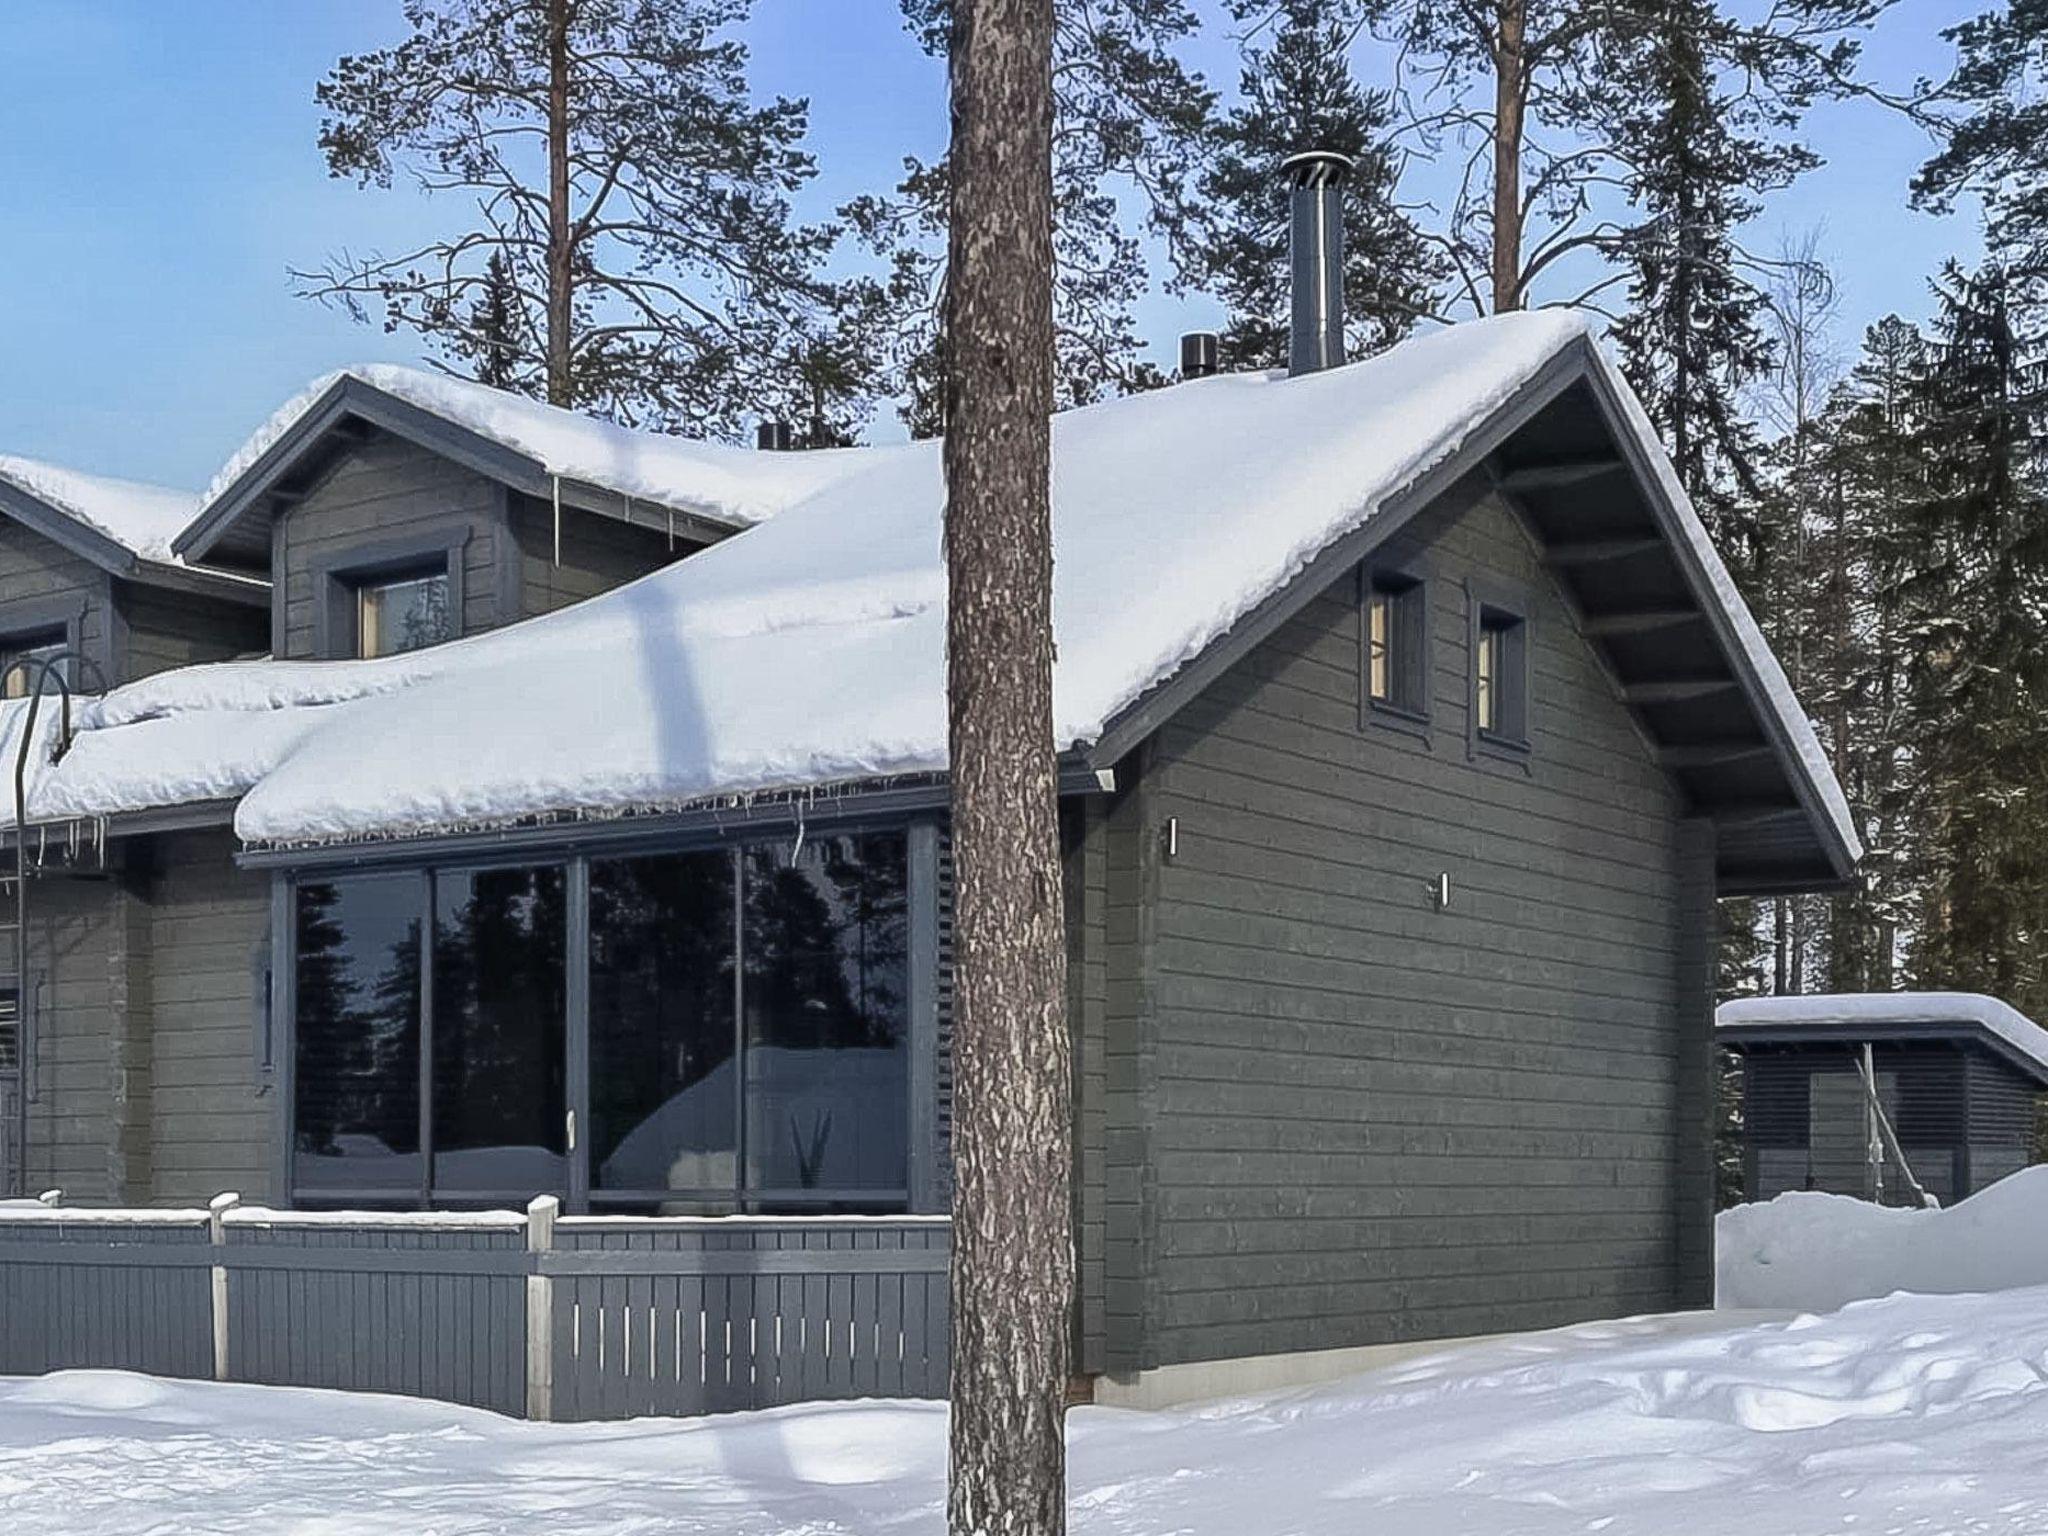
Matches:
[0,295,1860,1406]
[1719,992,2048,1208]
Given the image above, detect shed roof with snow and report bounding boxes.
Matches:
[1717,992,2048,1085]
[29,312,1859,891]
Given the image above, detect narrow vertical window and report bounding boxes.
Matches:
[1363,568,1427,722]
[1471,599,1530,752]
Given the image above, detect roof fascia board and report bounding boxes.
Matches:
[0,478,145,578]
[125,559,270,608]
[234,758,1109,872]
[1571,341,1860,886]
[1086,342,1589,769]
[174,376,547,564]
[172,377,357,562]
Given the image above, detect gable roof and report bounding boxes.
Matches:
[1717,992,2048,1085]
[0,456,266,605]
[33,312,1859,891]
[173,366,882,570]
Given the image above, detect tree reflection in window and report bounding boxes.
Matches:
[293,875,422,1195]
[743,832,908,1199]
[432,866,567,1198]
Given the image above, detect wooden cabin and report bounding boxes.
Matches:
[1720,992,2048,1207]
[0,311,1861,1408]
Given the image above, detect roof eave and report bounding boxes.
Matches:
[0,477,149,580]
[1084,332,1860,893]
[174,375,749,566]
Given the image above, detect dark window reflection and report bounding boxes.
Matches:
[743,833,908,1198]
[431,866,567,1198]
[294,874,422,1195]
[589,851,737,1209]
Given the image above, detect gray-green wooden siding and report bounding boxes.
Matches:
[1075,489,1719,1376]
[22,831,272,1206]
[275,433,694,658]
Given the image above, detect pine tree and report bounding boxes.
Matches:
[1607,0,1812,561]
[1357,0,1899,314]
[1913,2,2048,291]
[1197,0,1443,370]
[299,0,867,435]
[1816,316,1929,992]
[1898,263,2048,1015]
[943,0,1070,1528]
[849,0,1215,428]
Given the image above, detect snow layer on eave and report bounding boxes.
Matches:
[0,455,199,564]
[1587,348,1863,864]
[26,310,1858,853]
[1717,990,2048,1078]
[199,365,890,535]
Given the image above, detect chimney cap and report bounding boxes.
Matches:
[1280,149,1355,188]
[1179,331,1220,380]
[756,420,793,452]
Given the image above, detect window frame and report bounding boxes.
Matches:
[1358,556,1432,740]
[310,529,470,660]
[280,816,943,1215]
[0,593,87,699]
[1465,576,1534,765]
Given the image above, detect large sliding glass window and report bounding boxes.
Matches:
[292,830,918,1212]
[293,874,423,1198]
[589,851,738,1211]
[431,866,568,1201]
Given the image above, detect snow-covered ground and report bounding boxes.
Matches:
[4,1285,2048,1535]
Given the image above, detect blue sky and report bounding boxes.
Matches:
[0,2,1982,489]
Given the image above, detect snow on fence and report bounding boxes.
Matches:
[0,1197,950,1420]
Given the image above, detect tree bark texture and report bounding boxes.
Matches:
[545,0,573,406]
[943,0,1071,1533]
[1491,0,1527,313]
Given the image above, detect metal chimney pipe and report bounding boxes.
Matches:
[1179,331,1220,380]
[756,420,793,452]
[1283,149,1355,377]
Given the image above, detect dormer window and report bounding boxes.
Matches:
[0,629,67,698]
[357,570,452,659]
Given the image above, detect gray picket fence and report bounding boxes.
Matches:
[0,1196,950,1420]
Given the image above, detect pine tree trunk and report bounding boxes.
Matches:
[943,0,1070,1533]
[1490,1,1527,313]
[545,0,573,406]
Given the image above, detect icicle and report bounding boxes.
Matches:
[665,506,674,552]
[790,801,806,866]
[551,475,562,567]
[623,493,634,528]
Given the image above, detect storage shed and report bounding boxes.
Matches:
[1719,992,2048,1207]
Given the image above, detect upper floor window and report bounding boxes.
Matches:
[0,629,67,698]
[1471,598,1530,753]
[1363,566,1428,723]
[356,570,451,659]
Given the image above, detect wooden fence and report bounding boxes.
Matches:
[0,1196,950,1420]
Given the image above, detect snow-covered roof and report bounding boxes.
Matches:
[23,312,1858,875]
[0,455,206,567]
[179,365,878,565]
[1717,992,2048,1081]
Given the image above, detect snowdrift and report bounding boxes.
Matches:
[1717,1164,2048,1311]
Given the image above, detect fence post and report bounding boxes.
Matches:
[208,1191,239,1383]
[525,1195,558,1422]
